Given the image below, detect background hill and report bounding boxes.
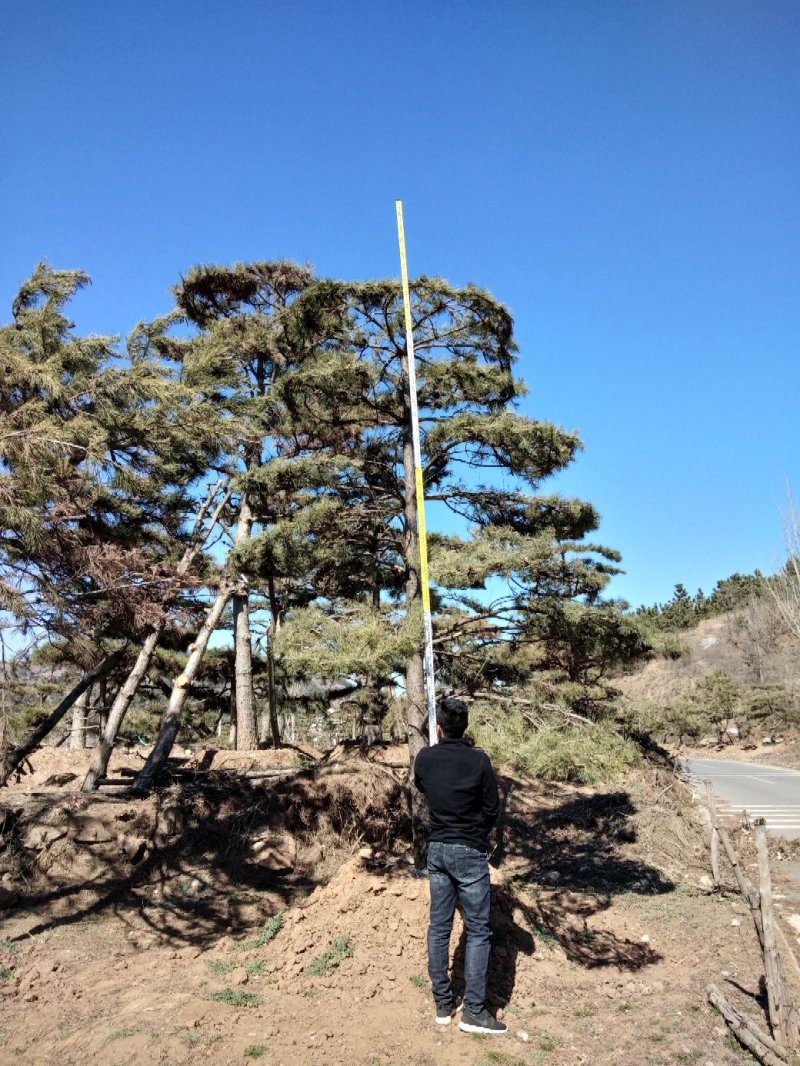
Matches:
[617,590,800,754]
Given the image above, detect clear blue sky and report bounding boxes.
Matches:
[2,1,798,608]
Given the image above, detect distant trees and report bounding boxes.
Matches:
[769,495,800,641]
[634,574,765,632]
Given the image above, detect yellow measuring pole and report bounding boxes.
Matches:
[396,200,437,746]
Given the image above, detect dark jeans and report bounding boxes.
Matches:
[427,840,492,1016]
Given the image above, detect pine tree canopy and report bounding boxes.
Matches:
[0,264,227,657]
[2,257,660,759]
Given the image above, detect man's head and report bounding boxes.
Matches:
[436,696,469,739]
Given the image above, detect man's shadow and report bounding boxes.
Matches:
[447,884,535,1008]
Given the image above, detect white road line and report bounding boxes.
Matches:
[715,806,800,812]
[683,764,799,770]
[685,771,799,777]
[689,779,797,783]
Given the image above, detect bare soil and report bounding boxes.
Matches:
[1,745,799,1066]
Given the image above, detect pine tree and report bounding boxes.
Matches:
[0,264,226,774]
[132,261,315,765]
[272,277,632,795]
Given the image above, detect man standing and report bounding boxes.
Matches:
[413,697,506,1035]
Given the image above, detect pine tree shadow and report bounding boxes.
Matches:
[496,779,675,899]
[420,779,671,1006]
[0,757,409,948]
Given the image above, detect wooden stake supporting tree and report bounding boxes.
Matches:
[704,787,800,1065]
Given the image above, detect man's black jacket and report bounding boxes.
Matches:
[413,737,500,852]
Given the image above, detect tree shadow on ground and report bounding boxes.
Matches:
[0,760,408,947]
[488,779,670,984]
[495,779,673,898]
[1,759,672,999]
[353,775,669,1010]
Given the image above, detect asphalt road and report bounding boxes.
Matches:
[680,757,800,841]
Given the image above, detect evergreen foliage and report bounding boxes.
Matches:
[471,709,640,784]
[633,572,765,632]
[268,275,651,749]
[2,260,657,781]
[0,264,224,655]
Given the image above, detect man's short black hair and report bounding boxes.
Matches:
[437,696,468,738]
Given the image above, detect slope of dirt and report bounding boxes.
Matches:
[617,612,799,706]
[616,617,747,707]
[1,746,798,1065]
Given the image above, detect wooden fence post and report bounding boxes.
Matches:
[754,819,800,1054]
[705,781,721,888]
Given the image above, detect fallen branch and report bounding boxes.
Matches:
[238,768,313,781]
[707,984,788,1065]
[471,689,593,725]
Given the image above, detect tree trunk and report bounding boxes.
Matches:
[96,677,109,738]
[232,496,258,750]
[401,423,428,745]
[81,627,161,791]
[229,684,237,748]
[1,651,123,786]
[69,688,90,750]
[81,486,231,789]
[232,591,257,749]
[266,576,281,748]
[131,587,231,794]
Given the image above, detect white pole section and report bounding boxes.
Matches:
[395,200,437,747]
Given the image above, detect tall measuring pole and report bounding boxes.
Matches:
[396,200,438,746]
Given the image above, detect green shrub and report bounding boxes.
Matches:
[745,685,800,729]
[244,959,268,976]
[109,1027,139,1040]
[472,713,639,784]
[206,960,235,975]
[208,988,261,1007]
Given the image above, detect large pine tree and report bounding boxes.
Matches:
[266,275,635,846]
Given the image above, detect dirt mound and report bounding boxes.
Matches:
[267,857,430,996]
[0,747,410,909]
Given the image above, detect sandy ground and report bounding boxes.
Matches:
[2,746,799,1066]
